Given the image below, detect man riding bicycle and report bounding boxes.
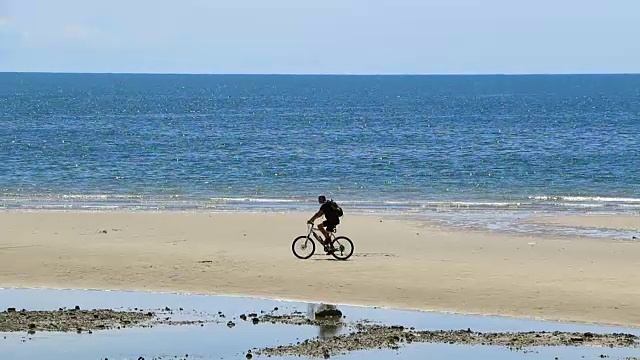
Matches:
[307,195,341,248]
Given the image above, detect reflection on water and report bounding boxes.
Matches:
[307,303,344,339]
[1,289,640,360]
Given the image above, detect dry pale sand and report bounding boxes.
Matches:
[528,214,640,232]
[1,211,639,327]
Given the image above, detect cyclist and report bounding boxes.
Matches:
[307,195,340,250]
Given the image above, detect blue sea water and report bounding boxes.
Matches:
[1,73,639,222]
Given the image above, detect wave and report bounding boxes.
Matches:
[1,194,639,212]
[209,197,304,203]
[530,195,640,203]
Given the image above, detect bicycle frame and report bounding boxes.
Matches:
[307,224,334,243]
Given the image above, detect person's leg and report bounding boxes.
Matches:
[324,222,337,252]
[318,222,330,243]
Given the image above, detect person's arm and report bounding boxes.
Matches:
[307,210,323,224]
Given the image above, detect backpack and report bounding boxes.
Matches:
[327,199,343,218]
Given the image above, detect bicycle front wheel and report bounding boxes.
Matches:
[292,235,316,259]
[331,236,354,260]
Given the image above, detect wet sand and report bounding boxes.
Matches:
[1,211,639,327]
[528,214,640,233]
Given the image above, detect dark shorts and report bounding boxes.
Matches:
[322,218,339,232]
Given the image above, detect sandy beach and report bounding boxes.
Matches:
[0,211,639,328]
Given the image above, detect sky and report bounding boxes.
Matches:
[0,0,639,74]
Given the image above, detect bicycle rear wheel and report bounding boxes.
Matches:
[292,235,316,259]
[330,236,354,260]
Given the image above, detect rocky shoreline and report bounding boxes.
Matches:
[252,313,640,358]
[2,305,639,359]
[0,307,155,334]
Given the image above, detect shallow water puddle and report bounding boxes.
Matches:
[0,288,639,360]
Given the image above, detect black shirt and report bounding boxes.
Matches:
[320,202,338,221]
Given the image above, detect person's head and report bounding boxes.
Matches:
[318,195,327,204]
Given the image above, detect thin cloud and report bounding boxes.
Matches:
[62,24,95,40]
[0,16,13,26]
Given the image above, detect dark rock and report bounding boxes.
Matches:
[274,307,279,311]
[252,317,260,325]
[99,230,107,234]
[28,324,36,329]
[240,314,247,321]
[74,305,80,310]
[248,313,257,318]
[315,309,343,318]
[245,353,253,359]
[227,321,235,328]
[6,308,16,313]
[27,329,35,335]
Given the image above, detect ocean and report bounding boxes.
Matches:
[1,73,639,236]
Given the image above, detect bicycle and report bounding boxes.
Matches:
[291,224,354,260]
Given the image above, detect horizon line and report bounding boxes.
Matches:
[1,71,640,76]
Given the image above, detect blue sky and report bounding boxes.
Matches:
[0,0,638,74]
